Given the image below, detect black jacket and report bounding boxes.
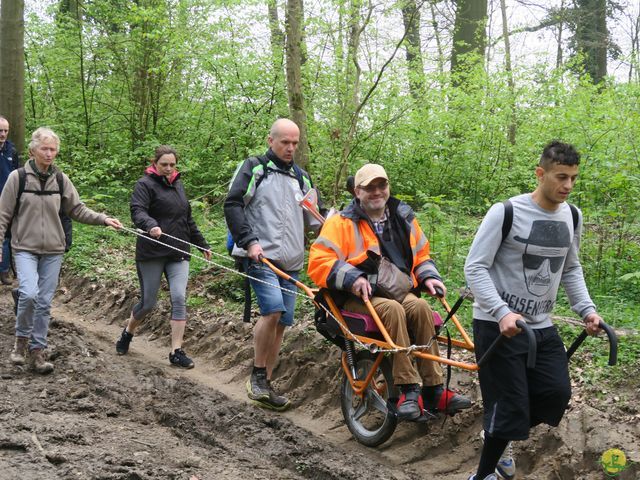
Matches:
[130,170,209,262]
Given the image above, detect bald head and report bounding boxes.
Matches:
[268,118,300,163]
[270,118,299,139]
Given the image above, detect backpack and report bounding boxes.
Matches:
[228,155,306,322]
[14,167,73,251]
[249,155,305,192]
[501,199,579,242]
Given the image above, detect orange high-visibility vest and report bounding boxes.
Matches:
[308,204,436,292]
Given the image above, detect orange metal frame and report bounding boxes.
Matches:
[262,258,479,401]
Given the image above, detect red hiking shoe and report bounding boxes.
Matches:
[422,385,472,414]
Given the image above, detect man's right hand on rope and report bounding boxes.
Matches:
[351,276,372,302]
[149,227,162,238]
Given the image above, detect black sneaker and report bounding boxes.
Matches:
[169,348,195,369]
[246,369,270,401]
[115,328,134,355]
[260,380,290,411]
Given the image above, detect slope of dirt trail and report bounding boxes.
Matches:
[0,269,639,479]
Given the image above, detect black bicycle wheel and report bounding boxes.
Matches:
[340,350,397,447]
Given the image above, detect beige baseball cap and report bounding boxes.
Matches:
[354,163,388,187]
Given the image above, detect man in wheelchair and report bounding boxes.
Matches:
[308,164,471,420]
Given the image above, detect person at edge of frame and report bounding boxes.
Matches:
[463,141,602,480]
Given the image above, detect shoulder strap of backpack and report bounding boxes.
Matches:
[56,171,64,196]
[501,200,513,243]
[569,203,579,231]
[17,167,26,198]
[12,167,27,219]
[256,155,305,191]
[501,199,579,244]
[253,155,269,190]
[291,163,305,191]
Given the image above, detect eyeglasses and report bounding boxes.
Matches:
[359,181,389,193]
[523,254,564,273]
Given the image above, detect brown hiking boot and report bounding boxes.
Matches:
[10,337,29,365]
[0,271,11,285]
[29,349,54,374]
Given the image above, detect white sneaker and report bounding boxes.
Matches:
[468,474,498,480]
[480,430,516,479]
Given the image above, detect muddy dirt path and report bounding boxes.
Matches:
[1,271,638,479]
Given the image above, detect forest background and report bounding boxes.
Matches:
[0,0,638,380]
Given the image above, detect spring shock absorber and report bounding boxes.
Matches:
[344,340,357,378]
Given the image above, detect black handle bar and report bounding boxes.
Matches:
[434,286,445,298]
[566,321,618,366]
[478,320,536,369]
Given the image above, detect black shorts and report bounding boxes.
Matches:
[474,320,571,440]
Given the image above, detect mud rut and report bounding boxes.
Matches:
[0,271,638,480]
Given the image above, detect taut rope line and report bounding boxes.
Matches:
[118,225,440,354]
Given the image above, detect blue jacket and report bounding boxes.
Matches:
[0,140,20,192]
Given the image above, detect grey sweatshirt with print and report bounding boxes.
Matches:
[464,193,596,329]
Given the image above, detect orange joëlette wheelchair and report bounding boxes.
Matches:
[261,258,618,448]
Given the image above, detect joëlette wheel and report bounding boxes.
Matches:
[340,350,397,447]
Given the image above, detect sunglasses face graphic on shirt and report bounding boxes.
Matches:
[522,253,564,273]
[516,221,571,297]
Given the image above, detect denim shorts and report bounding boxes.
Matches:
[243,259,299,327]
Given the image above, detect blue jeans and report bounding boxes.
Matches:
[14,251,64,350]
[243,259,299,327]
[0,238,10,273]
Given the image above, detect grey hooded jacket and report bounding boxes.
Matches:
[224,150,320,271]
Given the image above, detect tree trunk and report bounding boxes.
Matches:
[450,0,488,88]
[60,0,91,148]
[0,0,26,154]
[630,9,640,82]
[429,0,445,75]
[400,0,425,99]
[285,0,310,168]
[333,0,366,201]
[499,0,516,147]
[575,0,608,84]
[268,0,285,57]
[555,0,566,69]
[332,1,407,201]
[267,0,286,112]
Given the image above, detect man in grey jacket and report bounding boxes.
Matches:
[224,118,320,411]
[464,141,602,480]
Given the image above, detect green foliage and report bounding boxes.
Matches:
[22,0,639,375]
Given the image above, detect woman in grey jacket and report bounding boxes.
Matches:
[0,127,122,374]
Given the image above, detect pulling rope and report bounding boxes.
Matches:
[118,225,445,355]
